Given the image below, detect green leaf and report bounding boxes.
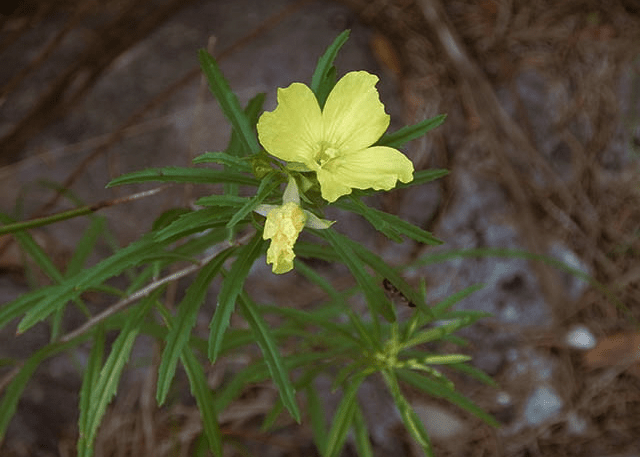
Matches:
[382,369,434,456]
[80,294,158,454]
[7,234,161,334]
[400,316,476,350]
[65,217,106,277]
[156,248,236,405]
[344,168,449,200]
[0,213,63,284]
[295,240,340,263]
[310,30,350,107]
[151,208,192,231]
[376,114,447,149]
[314,65,337,110]
[77,326,106,457]
[0,287,48,331]
[153,207,236,243]
[306,384,328,456]
[238,292,301,422]
[397,368,500,427]
[293,259,343,302]
[0,337,86,443]
[337,198,442,246]
[192,151,253,170]
[448,362,498,387]
[106,166,259,188]
[181,346,224,457]
[226,172,280,231]
[198,49,260,155]
[260,400,285,432]
[195,195,250,207]
[431,283,485,317]
[213,360,271,412]
[396,168,449,190]
[332,361,367,391]
[222,93,266,196]
[352,404,374,457]
[154,301,224,456]
[345,308,381,352]
[339,235,432,316]
[318,229,395,324]
[419,354,471,365]
[208,233,265,362]
[260,305,360,347]
[324,374,364,457]
[169,228,229,261]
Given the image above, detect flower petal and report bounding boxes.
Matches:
[322,71,390,152]
[262,202,307,274]
[316,146,414,202]
[257,83,323,165]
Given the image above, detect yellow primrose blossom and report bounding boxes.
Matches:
[262,202,306,274]
[256,178,333,274]
[257,71,414,203]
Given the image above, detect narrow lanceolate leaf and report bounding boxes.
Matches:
[306,384,328,456]
[79,294,157,455]
[154,302,224,456]
[208,233,265,362]
[319,229,395,324]
[181,346,224,457]
[12,233,161,333]
[395,168,449,190]
[77,326,106,457]
[195,195,250,208]
[401,317,476,350]
[156,248,236,405]
[238,292,301,423]
[397,368,500,427]
[106,167,259,188]
[192,151,252,170]
[0,213,63,284]
[376,114,447,149]
[0,338,86,443]
[227,93,266,157]
[340,236,432,316]
[324,374,364,457]
[65,217,106,277]
[222,93,266,195]
[337,198,442,246]
[352,404,374,457]
[198,49,260,155]
[311,30,350,104]
[153,207,237,243]
[226,172,280,231]
[345,309,381,352]
[431,283,484,317]
[381,370,434,457]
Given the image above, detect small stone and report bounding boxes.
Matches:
[496,391,512,406]
[565,325,597,350]
[524,385,563,426]
[412,403,466,440]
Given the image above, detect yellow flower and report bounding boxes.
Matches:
[256,178,333,274]
[257,71,414,203]
[262,202,306,274]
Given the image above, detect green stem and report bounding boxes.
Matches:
[0,187,166,235]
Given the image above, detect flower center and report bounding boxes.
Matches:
[315,142,340,168]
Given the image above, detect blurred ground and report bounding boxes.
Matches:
[1,0,640,456]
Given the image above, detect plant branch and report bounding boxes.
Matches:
[58,229,256,344]
[0,186,169,236]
